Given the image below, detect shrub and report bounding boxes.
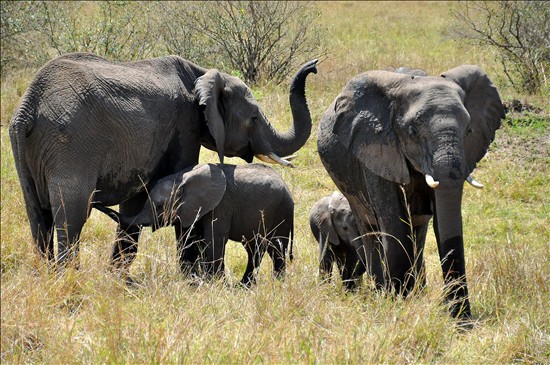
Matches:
[450,1,549,95]
[1,1,323,84]
[168,1,323,84]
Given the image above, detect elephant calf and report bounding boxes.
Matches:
[95,163,294,286]
[310,191,371,290]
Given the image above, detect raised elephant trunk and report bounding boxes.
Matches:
[262,60,317,162]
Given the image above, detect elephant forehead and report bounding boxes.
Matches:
[399,77,464,101]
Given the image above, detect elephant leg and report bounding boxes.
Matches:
[412,222,429,290]
[22,176,55,262]
[353,218,384,289]
[48,184,92,268]
[110,194,146,274]
[201,220,227,280]
[31,207,55,262]
[339,249,363,290]
[268,234,290,279]
[319,239,335,282]
[174,222,202,277]
[365,180,417,295]
[241,237,268,287]
[111,224,140,274]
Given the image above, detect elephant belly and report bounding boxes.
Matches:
[94,168,155,205]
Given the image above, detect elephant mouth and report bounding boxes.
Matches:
[239,141,254,163]
[226,141,254,163]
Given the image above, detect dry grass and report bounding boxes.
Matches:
[2,2,549,364]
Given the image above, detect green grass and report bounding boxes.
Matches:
[2,2,549,364]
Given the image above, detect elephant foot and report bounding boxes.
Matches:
[342,277,362,291]
[239,276,255,288]
[106,265,136,288]
[124,275,137,288]
[456,318,475,331]
[179,260,200,278]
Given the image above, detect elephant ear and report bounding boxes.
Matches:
[441,65,505,175]
[194,69,226,164]
[332,71,410,184]
[178,164,227,227]
[312,197,340,246]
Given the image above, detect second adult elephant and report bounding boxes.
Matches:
[317,65,505,319]
[9,52,316,269]
[95,163,294,286]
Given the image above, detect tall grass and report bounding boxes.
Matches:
[1,2,549,363]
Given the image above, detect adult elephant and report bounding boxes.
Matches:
[9,52,317,268]
[317,65,504,319]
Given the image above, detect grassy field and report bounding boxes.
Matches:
[1,2,549,363]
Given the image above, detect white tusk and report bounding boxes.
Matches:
[425,174,440,188]
[466,175,484,189]
[282,154,298,161]
[255,154,275,164]
[255,153,294,168]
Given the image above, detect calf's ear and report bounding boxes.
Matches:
[178,164,227,227]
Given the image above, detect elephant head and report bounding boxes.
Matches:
[332,65,503,188]
[321,65,505,318]
[106,164,227,230]
[194,59,318,166]
[312,191,361,247]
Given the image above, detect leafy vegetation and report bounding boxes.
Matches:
[450,1,550,95]
[1,2,549,363]
[0,1,322,84]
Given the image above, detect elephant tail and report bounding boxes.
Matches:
[289,226,294,262]
[9,113,32,192]
[93,204,122,224]
[9,104,53,256]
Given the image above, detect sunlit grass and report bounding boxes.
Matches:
[2,2,549,363]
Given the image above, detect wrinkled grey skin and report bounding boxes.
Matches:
[317,65,505,319]
[95,163,294,286]
[310,191,370,289]
[9,52,316,268]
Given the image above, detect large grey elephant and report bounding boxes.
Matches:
[317,65,505,319]
[310,191,371,289]
[9,53,316,268]
[95,163,294,286]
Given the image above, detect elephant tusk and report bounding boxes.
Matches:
[255,153,295,168]
[425,174,440,188]
[255,154,275,164]
[466,175,484,189]
[283,154,298,161]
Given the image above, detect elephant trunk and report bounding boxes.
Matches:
[433,186,471,319]
[262,60,317,161]
[431,137,471,319]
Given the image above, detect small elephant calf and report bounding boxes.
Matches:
[95,163,294,286]
[310,191,369,289]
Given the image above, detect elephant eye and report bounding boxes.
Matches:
[408,125,418,137]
